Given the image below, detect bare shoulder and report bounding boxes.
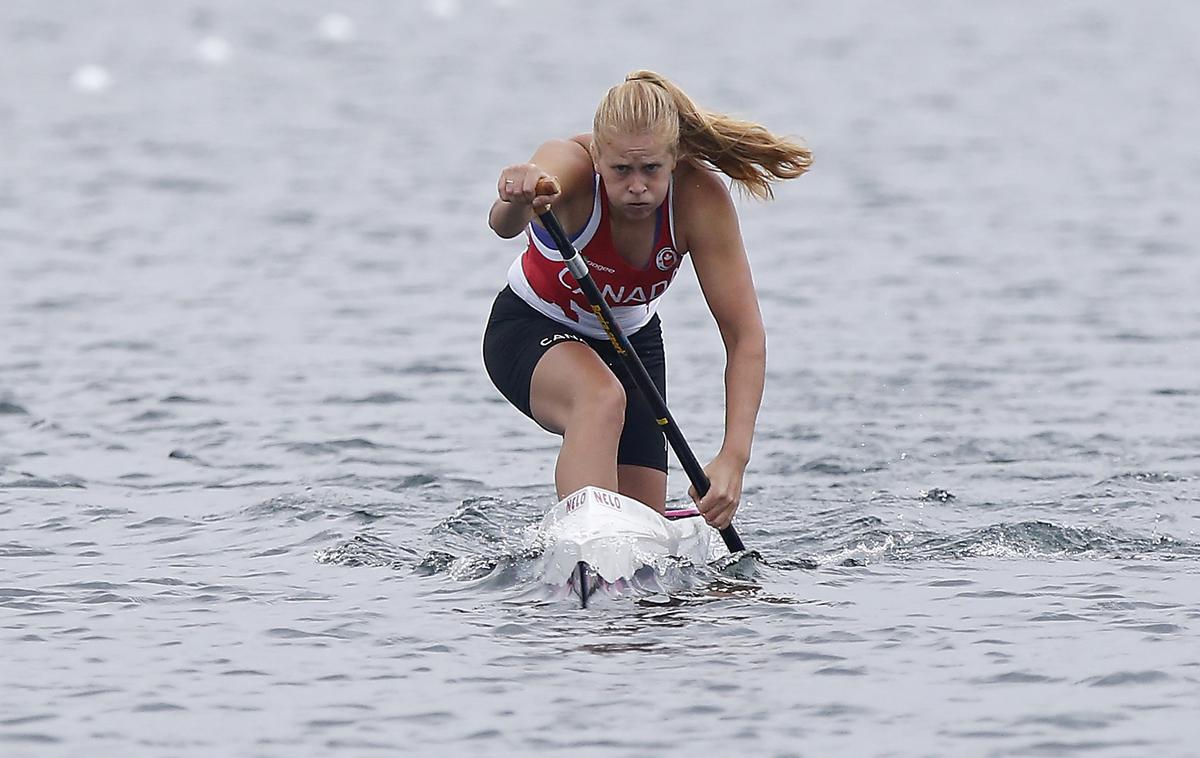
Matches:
[673,161,740,254]
[531,137,593,198]
[569,133,594,154]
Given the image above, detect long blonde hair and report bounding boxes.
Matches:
[592,70,812,200]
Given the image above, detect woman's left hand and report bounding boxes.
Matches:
[688,452,747,530]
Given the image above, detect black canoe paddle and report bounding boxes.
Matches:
[533,177,745,554]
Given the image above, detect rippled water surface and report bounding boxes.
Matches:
[3,1,1199,755]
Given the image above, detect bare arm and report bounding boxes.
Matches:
[489,138,593,238]
[679,169,767,528]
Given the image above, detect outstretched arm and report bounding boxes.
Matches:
[489,138,593,238]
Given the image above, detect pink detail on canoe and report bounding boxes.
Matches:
[664,507,701,521]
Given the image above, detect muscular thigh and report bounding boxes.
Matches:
[484,287,611,428]
[529,341,623,434]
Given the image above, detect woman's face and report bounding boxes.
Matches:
[592,132,677,221]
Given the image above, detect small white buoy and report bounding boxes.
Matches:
[72,64,112,93]
[428,0,461,19]
[317,13,356,43]
[196,36,233,65]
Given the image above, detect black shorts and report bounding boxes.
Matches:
[482,286,668,472]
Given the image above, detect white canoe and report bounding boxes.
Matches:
[536,486,728,603]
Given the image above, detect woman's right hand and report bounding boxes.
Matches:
[497,163,560,213]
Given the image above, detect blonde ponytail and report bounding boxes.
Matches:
[592,70,812,200]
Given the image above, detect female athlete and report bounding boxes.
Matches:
[483,70,811,529]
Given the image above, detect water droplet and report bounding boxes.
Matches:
[72,64,112,93]
[317,13,356,43]
[428,0,461,19]
[196,36,233,65]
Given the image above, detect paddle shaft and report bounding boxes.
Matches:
[534,196,745,554]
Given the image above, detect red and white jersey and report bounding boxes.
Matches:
[507,174,684,339]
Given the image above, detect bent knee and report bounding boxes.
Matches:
[529,342,629,434]
[581,375,626,425]
[553,372,626,435]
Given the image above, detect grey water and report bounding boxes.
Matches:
[2,1,1199,755]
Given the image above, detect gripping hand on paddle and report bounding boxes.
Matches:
[497,165,560,213]
[689,452,746,530]
[489,165,561,239]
